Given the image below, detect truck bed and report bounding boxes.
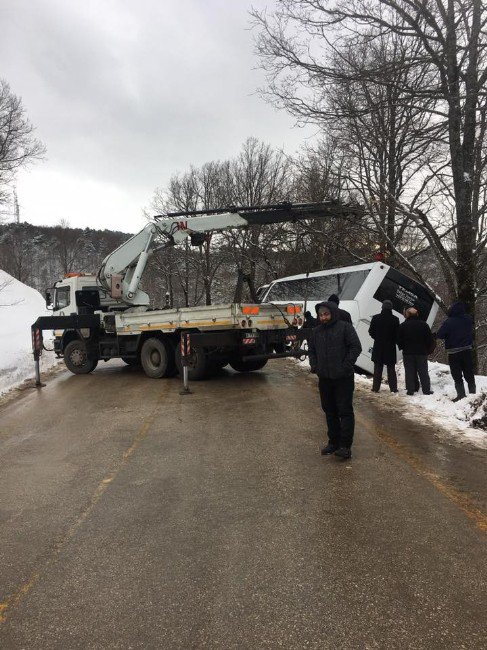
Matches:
[114,302,298,335]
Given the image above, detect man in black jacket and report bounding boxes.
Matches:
[436,301,476,401]
[308,301,362,460]
[327,293,352,323]
[369,299,400,393]
[397,307,434,395]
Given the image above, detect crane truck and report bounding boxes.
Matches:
[31,202,360,381]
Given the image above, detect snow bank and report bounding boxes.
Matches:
[389,361,487,447]
[0,270,58,396]
[297,357,487,449]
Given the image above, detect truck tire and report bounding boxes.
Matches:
[175,345,209,380]
[64,339,98,375]
[229,356,268,372]
[140,337,176,379]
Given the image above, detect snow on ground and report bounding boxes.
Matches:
[0,270,58,396]
[297,357,487,449]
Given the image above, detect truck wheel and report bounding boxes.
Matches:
[64,339,98,375]
[175,345,209,380]
[229,356,268,372]
[140,338,176,378]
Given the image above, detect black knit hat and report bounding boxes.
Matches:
[328,293,339,305]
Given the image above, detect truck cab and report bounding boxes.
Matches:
[47,274,120,318]
[46,273,122,359]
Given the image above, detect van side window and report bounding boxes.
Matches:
[266,276,338,301]
[54,286,70,310]
[338,270,370,299]
[266,270,369,302]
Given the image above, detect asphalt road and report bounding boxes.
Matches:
[0,360,485,649]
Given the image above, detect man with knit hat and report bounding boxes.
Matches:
[327,293,352,323]
[369,300,400,393]
[308,300,362,460]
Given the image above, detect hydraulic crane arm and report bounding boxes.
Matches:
[98,201,362,307]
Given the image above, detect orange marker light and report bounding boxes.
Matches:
[286,305,302,314]
[242,306,260,315]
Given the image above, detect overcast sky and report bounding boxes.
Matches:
[0,0,313,233]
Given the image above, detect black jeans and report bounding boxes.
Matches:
[318,375,355,448]
[372,363,397,392]
[403,354,431,394]
[448,350,476,395]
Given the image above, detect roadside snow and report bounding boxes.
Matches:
[297,357,487,449]
[0,270,58,396]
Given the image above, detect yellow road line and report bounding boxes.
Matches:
[0,390,168,624]
[359,413,487,533]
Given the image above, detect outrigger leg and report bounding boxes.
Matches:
[179,332,193,395]
[31,326,46,388]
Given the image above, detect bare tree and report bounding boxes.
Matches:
[221,137,294,287]
[51,219,89,275]
[151,139,295,303]
[0,223,35,283]
[252,0,487,324]
[152,168,200,307]
[0,80,45,206]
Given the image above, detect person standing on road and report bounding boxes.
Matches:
[308,301,362,460]
[369,299,400,393]
[397,307,434,396]
[327,293,352,323]
[436,301,476,402]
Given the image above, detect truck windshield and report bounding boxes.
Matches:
[265,270,370,302]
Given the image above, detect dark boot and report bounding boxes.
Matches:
[321,443,338,455]
[335,447,352,460]
[452,381,466,402]
[468,383,477,394]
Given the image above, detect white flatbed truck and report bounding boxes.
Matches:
[31,202,361,381]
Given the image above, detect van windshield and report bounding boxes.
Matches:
[265,270,370,302]
[373,268,434,319]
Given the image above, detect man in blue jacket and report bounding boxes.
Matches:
[308,301,362,460]
[436,302,476,401]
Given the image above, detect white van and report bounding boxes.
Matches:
[260,262,439,373]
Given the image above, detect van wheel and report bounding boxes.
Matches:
[140,338,176,378]
[175,345,209,380]
[64,340,98,375]
[229,356,268,372]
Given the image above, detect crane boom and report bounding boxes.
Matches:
[98,201,361,307]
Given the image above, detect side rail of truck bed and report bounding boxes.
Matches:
[113,302,304,335]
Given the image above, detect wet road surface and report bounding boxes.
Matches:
[0,360,485,649]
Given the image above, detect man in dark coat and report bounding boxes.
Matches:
[304,310,317,328]
[397,307,434,395]
[327,293,352,323]
[369,299,400,393]
[308,301,362,460]
[436,301,476,401]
